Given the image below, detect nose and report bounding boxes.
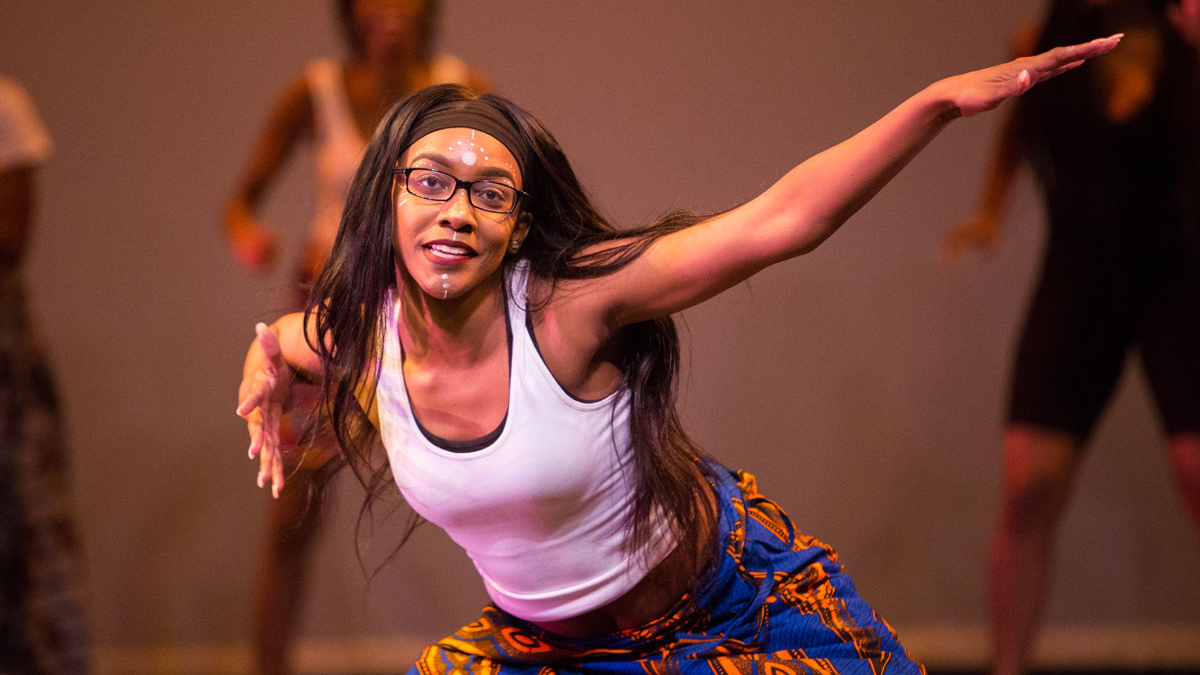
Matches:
[438,187,475,231]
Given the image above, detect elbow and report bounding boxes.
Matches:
[783,219,839,258]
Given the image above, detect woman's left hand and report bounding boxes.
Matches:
[936,34,1123,119]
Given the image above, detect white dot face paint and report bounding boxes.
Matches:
[462,150,477,166]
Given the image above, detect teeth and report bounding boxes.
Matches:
[428,244,470,257]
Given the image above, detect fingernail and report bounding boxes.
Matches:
[257,474,265,488]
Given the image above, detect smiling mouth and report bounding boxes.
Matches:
[425,243,475,259]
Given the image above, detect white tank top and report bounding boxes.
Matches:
[375,263,676,622]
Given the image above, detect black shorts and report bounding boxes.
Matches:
[1008,225,1200,440]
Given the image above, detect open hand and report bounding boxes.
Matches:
[236,322,287,498]
[942,212,1001,262]
[938,34,1123,118]
[229,216,280,272]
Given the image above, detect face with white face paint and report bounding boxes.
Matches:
[392,127,529,302]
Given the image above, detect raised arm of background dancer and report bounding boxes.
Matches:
[940,96,1029,261]
[942,25,1041,261]
[223,76,314,271]
[236,312,322,498]
[0,165,34,271]
[592,36,1121,329]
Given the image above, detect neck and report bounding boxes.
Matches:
[396,268,508,367]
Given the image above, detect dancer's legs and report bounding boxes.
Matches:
[989,425,1082,675]
[252,467,325,675]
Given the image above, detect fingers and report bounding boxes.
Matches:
[256,322,282,377]
[1034,34,1121,80]
[236,383,265,419]
[255,403,284,498]
[246,410,264,459]
[240,322,289,498]
[1042,60,1086,80]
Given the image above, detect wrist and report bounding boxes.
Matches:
[922,78,964,122]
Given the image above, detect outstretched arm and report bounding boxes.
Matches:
[582,36,1120,329]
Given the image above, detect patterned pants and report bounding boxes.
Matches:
[0,275,89,674]
[409,463,924,675]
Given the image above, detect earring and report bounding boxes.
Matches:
[509,240,521,253]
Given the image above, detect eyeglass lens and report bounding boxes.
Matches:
[404,168,517,213]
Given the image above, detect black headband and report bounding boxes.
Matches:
[407,100,529,178]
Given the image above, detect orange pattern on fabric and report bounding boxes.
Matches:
[409,465,925,675]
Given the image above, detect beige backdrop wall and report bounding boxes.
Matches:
[2,1,1198,672]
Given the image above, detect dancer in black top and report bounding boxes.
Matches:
[945,1,1200,673]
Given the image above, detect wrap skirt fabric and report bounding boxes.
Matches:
[408,463,925,675]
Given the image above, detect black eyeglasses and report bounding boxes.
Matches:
[393,167,529,214]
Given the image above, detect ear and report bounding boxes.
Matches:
[509,211,532,253]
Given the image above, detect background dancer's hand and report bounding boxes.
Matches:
[933,34,1122,119]
[227,212,280,271]
[237,322,289,498]
[942,211,1001,261]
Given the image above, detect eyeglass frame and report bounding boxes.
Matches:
[392,167,531,215]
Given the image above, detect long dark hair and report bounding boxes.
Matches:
[306,84,718,580]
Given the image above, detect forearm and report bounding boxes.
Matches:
[755,83,958,258]
[224,193,258,237]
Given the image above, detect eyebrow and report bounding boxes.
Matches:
[408,151,518,184]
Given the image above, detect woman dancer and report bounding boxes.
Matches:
[944,1,1200,673]
[239,35,1119,674]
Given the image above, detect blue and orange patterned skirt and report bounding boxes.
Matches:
[409,463,925,675]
